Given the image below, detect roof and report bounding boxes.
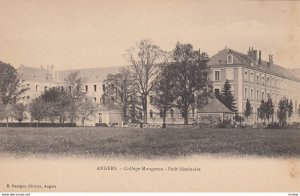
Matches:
[198,98,233,113]
[208,48,300,81]
[17,65,125,83]
[57,66,124,83]
[17,65,56,83]
[291,68,300,80]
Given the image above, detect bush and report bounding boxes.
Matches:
[95,123,108,127]
[0,122,76,127]
[266,122,281,129]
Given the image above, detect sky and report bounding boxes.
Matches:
[0,0,300,70]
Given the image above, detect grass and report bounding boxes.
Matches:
[0,127,299,159]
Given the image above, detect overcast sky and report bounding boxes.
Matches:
[0,0,300,70]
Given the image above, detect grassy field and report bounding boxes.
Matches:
[0,127,299,158]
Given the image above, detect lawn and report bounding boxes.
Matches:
[0,127,299,158]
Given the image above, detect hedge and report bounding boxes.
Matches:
[0,122,76,127]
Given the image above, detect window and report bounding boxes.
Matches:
[256,74,259,83]
[244,71,248,81]
[250,89,253,99]
[214,71,220,81]
[262,76,265,85]
[94,97,96,103]
[150,96,153,104]
[244,87,248,98]
[250,72,254,82]
[170,109,174,118]
[160,110,163,118]
[102,84,105,92]
[94,85,97,92]
[262,92,265,100]
[85,85,88,92]
[36,85,38,92]
[267,77,270,85]
[227,54,233,64]
[69,86,72,92]
[150,110,153,118]
[256,89,259,100]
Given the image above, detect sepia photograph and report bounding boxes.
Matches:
[0,0,300,194]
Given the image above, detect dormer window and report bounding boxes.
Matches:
[227,54,233,64]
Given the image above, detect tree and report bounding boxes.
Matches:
[0,61,28,127]
[277,97,289,126]
[218,80,237,112]
[29,97,48,126]
[126,39,167,123]
[298,105,300,119]
[41,87,72,124]
[265,98,275,123]
[244,99,252,119]
[258,100,266,123]
[288,99,293,125]
[152,64,177,128]
[171,42,212,124]
[78,98,97,126]
[0,61,28,105]
[11,103,27,123]
[103,68,135,122]
[64,71,86,122]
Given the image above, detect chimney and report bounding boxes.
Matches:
[269,54,273,65]
[253,50,258,62]
[258,50,262,65]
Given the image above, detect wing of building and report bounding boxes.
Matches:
[209,47,300,122]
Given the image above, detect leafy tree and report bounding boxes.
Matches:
[277,97,289,126]
[78,98,97,126]
[41,87,72,124]
[171,42,212,124]
[265,98,275,123]
[103,68,135,122]
[244,99,252,119]
[288,99,293,125]
[152,64,177,128]
[11,103,27,123]
[0,61,28,105]
[29,97,48,126]
[64,71,86,122]
[218,80,237,112]
[0,101,12,127]
[258,100,266,123]
[298,105,300,119]
[0,61,28,126]
[126,39,167,123]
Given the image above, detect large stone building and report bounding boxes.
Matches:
[209,47,300,123]
[15,46,300,125]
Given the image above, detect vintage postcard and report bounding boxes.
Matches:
[0,0,300,193]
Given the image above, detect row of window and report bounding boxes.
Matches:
[244,70,287,89]
[244,87,287,102]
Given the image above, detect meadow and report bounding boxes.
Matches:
[0,127,299,158]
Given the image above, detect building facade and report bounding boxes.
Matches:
[208,47,300,123]
[14,47,300,125]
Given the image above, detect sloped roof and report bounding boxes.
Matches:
[17,65,56,83]
[198,98,233,113]
[208,48,300,81]
[291,68,300,80]
[57,66,124,83]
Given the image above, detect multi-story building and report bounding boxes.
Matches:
[17,65,122,125]
[208,47,300,123]
[14,46,300,125]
